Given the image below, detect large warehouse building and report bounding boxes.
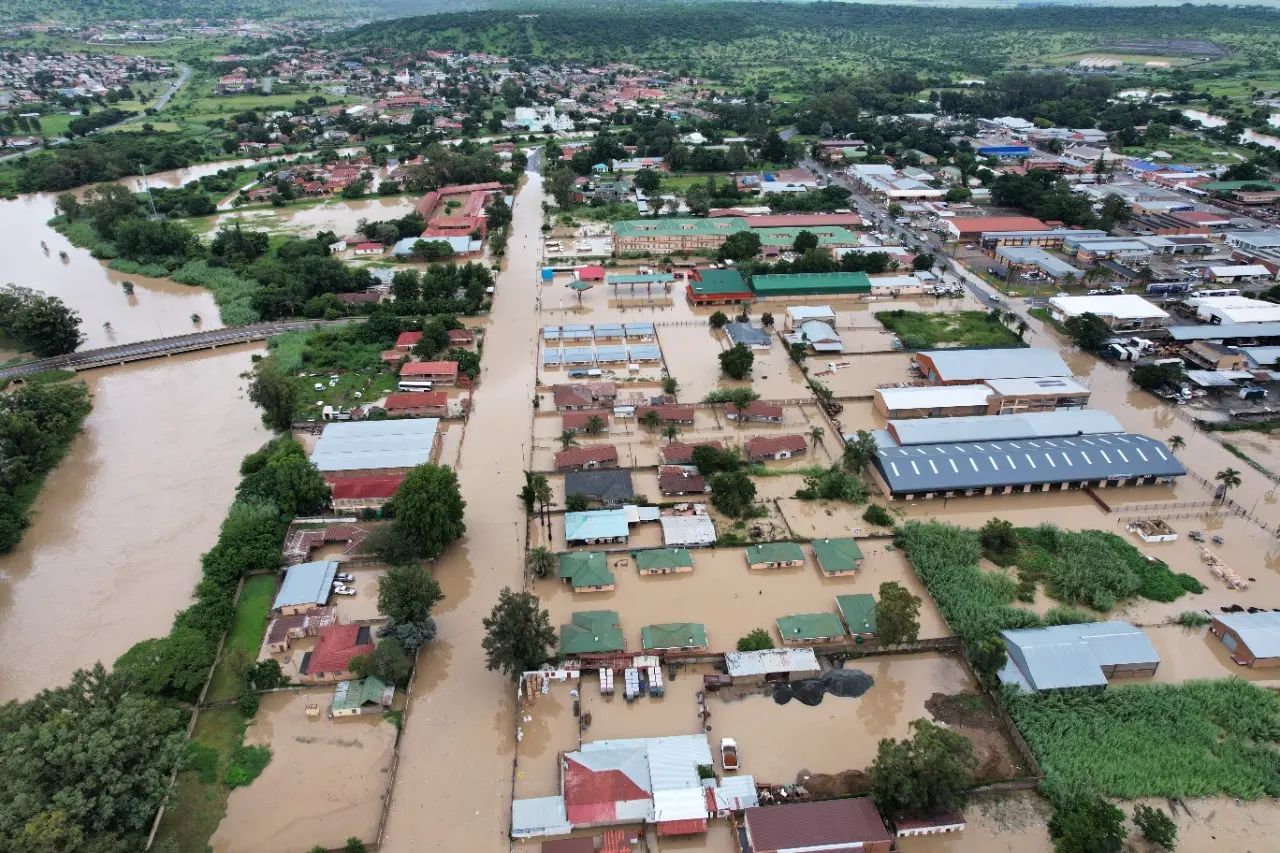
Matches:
[870,432,1184,500]
[878,409,1123,447]
[310,419,441,477]
[1048,294,1169,331]
[914,348,1071,385]
[750,271,873,297]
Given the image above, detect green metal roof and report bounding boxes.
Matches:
[751,272,872,296]
[613,218,748,237]
[836,594,878,635]
[560,610,625,655]
[331,676,391,712]
[745,542,805,564]
[690,268,751,296]
[608,273,676,285]
[558,551,615,589]
[641,622,709,650]
[753,226,859,246]
[1200,181,1280,192]
[776,612,847,641]
[811,538,865,574]
[633,548,694,571]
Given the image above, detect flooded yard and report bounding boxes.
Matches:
[210,689,398,853]
[0,345,268,702]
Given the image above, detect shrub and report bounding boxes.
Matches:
[184,742,219,784]
[1133,803,1177,850]
[237,693,261,718]
[225,743,271,788]
[1174,611,1211,628]
[862,504,893,527]
[737,628,773,651]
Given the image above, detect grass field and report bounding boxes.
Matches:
[205,573,276,704]
[153,706,244,853]
[1039,50,1199,68]
[875,309,1023,349]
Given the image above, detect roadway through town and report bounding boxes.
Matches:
[379,164,546,851]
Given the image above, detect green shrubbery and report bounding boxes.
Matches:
[225,743,272,788]
[1006,679,1280,800]
[171,260,263,326]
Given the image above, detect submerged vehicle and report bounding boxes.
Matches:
[720,737,739,771]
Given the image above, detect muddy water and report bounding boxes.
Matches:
[212,195,419,239]
[378,173,545,852]
[211,690,398,853]
[0,344,268,701]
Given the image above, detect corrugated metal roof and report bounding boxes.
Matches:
[876,384,993,411]
[310,419,439,472]
[583,734,712,792]
[1216,611,1280,658]
[714,775,760,811]
[624,322,656,335]
[628,344,661,361]
[724,647,820,677]
[919,348,1070,382]
[874,433,1184,494]
[1169,322,1280,341]
[1000,621,1159,691]
[273,560,338,609]
[984,376,1089,397]
[1048,294,1168,320]
[724,322,772,348]
[777,612,846,641]
[887,410,1123,446]
[565,510,630,542]
[510,796,570,838]
[660,515,717,547]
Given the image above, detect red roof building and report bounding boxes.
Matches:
[447,328,475,347]
[396,331,423,350]
[554,382,618,411]
[328,475,404,509]
[563,409,611,432]
[555,444,620,472]
[659,440,723,465]
[400,361,459,384]
[352,242,385,254]
[658,466,708,495]
[415,190,441,219]
[744,434,809,462]
[540,839,594,853]
[436,181,504,196]
[636,404,696,424]
[945,216,1048,241]
[562,751,651,827]
[744,798,892,853]
[725,401,784,422]
[383,391,449,416]
[577,265,607,282]
[301,624,374,683]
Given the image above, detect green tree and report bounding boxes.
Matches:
[378,464,467,562]
[863,504,893,527]
[559,429,579,451]
[717,231,762,262]
[980,517,1018,558]
[736,628,774,652]
[719,343,754,379]
[584,414,606,435]
[709,310,729,329]
[344,838,368,853]
[633,168,661,193]
[842,429,879,471]
[565,492,589,512]
[969,633,1008,688]
[870,718,976,818]
[112,627,217,700]
[661,375,679,395]
[351,638,413,684]
[0,285,84,356]
[1062,312,1110,351]
[639,408,663,430]
[1048,796,1126,853]
[246,358,299,432]
[875,581,921,645]
[1131,361,1184,394]
[1215,467,1242,497]
[528,546,556,579]
[808,426,825,447]
[1133,803,1177,850]
[236,449,329,517]
[792,229,820,253]
[481,587,557,680]
[1167,435,1185,452]
[377,563,444,625]
[709,470,756,518]
[662,423,682,444]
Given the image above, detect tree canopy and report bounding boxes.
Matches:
[482,587,556,680]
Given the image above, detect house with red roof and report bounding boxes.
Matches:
[744,435,808,462]
[659,440,723,465]
[743,798,891,853]
[299,624,375,684]
[395,331,423,351]
[447,328,475,348]
[328,475,404,511]
[382,390,449,417]
[555,444,619,472]
[724,401,784,423]
[636,404,696,425]
[400,360,459,385]
[563,409,611,433]
[576,265,607,282]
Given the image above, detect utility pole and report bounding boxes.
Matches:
[140,163,159,219]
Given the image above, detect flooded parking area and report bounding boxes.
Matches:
[210,689,398,853]
[814,352,915,399]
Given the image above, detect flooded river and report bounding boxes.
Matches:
[0,344,268,702]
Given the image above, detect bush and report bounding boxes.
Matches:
[185,742,219,784]
[794,466,868,503]
[862,504,894,527]
[737,628,773,651]
[225,743,271,788]
[1174,610,1211,627]
[170,260,263,326]
[237,693,261,718]
[1133,803,1178,850]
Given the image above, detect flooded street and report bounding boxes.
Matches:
[379,171,545,852]
[0,344,267,701]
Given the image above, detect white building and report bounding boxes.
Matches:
[1048,294,1169,331]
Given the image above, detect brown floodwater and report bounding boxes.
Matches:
[211,690,398,853]
[212,195,419,239]
[0,344,268,701]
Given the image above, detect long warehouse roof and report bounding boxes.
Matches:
[1168,322,1280,341]
[873,433,1184,494]
[886,410,1124,446]
[310,419,439,472]
[918,347,1071,382]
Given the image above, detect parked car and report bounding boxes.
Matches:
[332,585,357,596]
[335,572,355,583]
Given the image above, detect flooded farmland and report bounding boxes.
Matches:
[210,194,420,239]
[0,344,268,701]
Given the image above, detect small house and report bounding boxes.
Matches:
[328,475,404,511]
[745,542,805,570]
[836,594,878,639]
[272,560,339,615]
[400,360,459,385]
[562,409,611,433]
[776,612,847,645]
[1210,612,1280,668]
[659,513,717,548]
[634,548,694,575]
[299,624,375,684]
[724,647,820,686]
[555,444,619,472]
[744,798,892,853]
[641,622,709,652]
[811,538,865,576]
[564,509,630,546]
[658,465,708,496]
[660,440,723,465]
[636,404,696,425]
[554,382,618,411]
[564,468,634,505]
[744,435,808,462]
[725,401,784,423]
[331,676,395,718]
[559,610,625,655]
[558,551,616,592]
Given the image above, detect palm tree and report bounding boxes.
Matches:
[639,409,662,430]
[808,426,825,447]
[1167,435,1186,452]
[532,474,553,534]
[1215,467,1242,500]
[584,415,606,435]
[527,546,556,579]
[662,423,682,444]
[1016,319,1029,341]
[558,429,578,451]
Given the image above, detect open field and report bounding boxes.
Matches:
[875,309,1023,349]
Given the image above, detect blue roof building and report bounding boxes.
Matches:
[565,509,630,545]
[999,621,1160,691]
[273,560,339,613]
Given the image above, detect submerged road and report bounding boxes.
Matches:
[0,319,337,381]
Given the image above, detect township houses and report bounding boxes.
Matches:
[744,434,808,462]
[686,268,753,305]
[745,542,806,570]
[400,360,459,385]
[382,390,449,418]
[636,404,696,425]
[724,401,784,423]
[777,612,847,645]
[299,623,376,684]
[658,465,708,496]
[659,440,723,465]
[1210,612,1280,668]
[554,382,618,411]
[272,560,339,615]
[812,537,865,576]
[565,469,635,505]
[265,607,334,654]
[742,798,893,853]
[914,348,1071,386]
[641,622,709,652]
[558,552,616,593]
[998,622,1160,691]
[310,419,441,478]
[562,409,611,432]
[331,676,395,718]
[327,474,404,511]
[837,594,878,639]
[556,444,620,472]
[634,548,695,576]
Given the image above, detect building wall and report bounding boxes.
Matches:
[1210,619,1280,668]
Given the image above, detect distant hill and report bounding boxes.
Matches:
[0,0,475,25]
